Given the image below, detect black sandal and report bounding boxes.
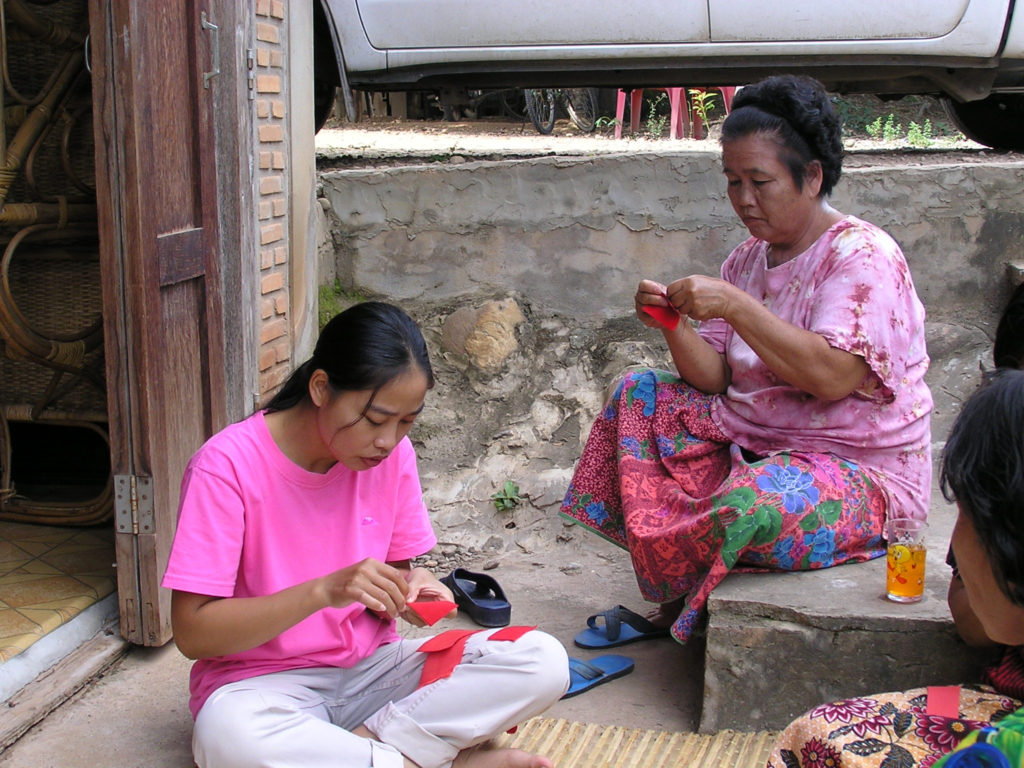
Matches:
[440,568,512,627]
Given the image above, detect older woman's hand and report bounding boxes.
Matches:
[635,279,675,327]
[666,276,741,322]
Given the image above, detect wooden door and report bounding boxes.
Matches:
[89,0,229,645]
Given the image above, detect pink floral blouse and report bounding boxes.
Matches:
[698,216,933,521]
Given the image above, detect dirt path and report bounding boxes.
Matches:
[315,115,1015,171]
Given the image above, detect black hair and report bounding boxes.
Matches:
[720,75,844,196]
[940,367,1024,605]
[264,301,434,413]
[994,282,1024,370]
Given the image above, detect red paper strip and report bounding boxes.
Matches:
[641,303,681,331]
[418,629,477,653]
[416,626,539,688]
[489,625,536,642]
[407,600,458,626]
[926,685,961,718]
[419,635,471,688]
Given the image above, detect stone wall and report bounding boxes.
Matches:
[317,152,1024,556]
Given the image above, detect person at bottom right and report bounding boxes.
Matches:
[768,367,1024,768]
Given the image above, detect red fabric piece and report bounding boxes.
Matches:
[407,600,458,626]
[417,629,477,653]
[419,634,473,688]
[641,303,681,330]
[416,626,538,688]
[488,625,536,642]
[926,685,961,718]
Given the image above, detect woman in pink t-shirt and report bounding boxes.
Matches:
[163,302,568,768]
[561,76,932,646]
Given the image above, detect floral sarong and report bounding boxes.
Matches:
[769,686,1021,768]
[559,369,887,643]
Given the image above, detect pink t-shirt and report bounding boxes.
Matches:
[161,411,437,718]
[698,216,933,521]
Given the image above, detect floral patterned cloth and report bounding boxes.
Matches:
[769,686,1022,768]
[560,369,887,643]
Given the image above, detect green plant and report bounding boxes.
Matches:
[491,480,522,512]
[865,113,903,142]
[688,89,718,133]
[595,115,621,131]
[906,119,933,147]
[883,114,903,142]
[317,280,367,330]
[865,116,883,139]
[645,93,669,138]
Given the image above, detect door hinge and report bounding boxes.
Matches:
[246,48,255,100]
[114,474,155,535]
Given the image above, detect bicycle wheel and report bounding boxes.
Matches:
[500,89,527,121]
[564,88,599,133]
[524,88,557,134]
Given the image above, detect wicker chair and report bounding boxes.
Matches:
[1,0,111,525]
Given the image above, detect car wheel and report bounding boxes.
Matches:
[314,78,337,134]
[943,93,1024,151]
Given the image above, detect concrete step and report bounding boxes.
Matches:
[700,497,997,733]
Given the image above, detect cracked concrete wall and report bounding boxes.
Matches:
[317,153,1024,556]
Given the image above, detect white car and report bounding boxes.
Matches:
[314,0,1024,149]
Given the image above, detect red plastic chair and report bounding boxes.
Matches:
[614,86,736,139]
[614,88,690,139]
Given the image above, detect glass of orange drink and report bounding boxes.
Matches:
[886,518,926,603]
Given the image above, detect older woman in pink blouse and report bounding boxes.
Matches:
[560,75,932,645]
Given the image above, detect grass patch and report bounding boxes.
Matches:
[318,280,368,330]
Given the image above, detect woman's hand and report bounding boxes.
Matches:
[665,276,740,322]
[397,567,458,627]
[318,558,410,618]
[634,279,675,327]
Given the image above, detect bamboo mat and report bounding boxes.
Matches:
[500,717,778,768]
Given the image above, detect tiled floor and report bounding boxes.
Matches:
[0,520,115,663]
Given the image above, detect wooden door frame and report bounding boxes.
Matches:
[88,0,255,645]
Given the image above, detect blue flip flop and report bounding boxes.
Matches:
[563,655,635,698]
[573,605,670,649]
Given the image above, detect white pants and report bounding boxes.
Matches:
[193,628,569,768]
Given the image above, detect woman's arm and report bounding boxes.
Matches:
[171,558,411,659]
[667,275,870,401]
[636,279,731,393]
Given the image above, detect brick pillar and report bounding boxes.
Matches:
[253,0,291,397]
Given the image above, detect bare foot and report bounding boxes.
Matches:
[645,597,685,629]
[452,745,554,768]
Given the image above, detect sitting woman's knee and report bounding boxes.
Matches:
[517,630,570,701]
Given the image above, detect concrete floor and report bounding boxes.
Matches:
[0,536,705,767]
